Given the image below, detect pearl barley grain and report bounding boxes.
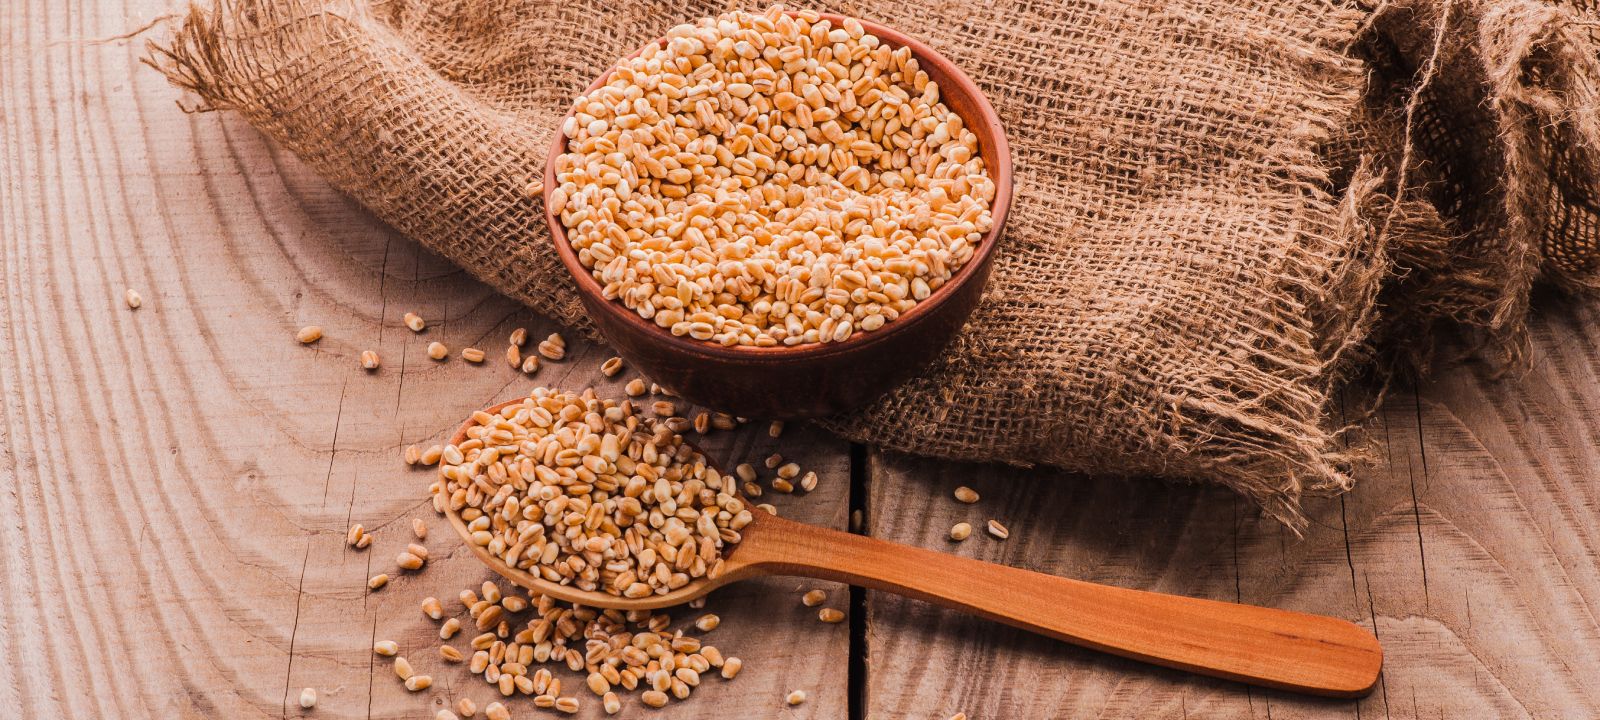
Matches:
[555,7,995,348]
[537,333,565,360]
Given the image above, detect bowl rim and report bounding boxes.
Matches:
[544,10,1013,362]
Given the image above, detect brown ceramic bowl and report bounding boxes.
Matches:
[546,12,1012,419]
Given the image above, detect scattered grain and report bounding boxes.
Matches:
[296,325,322,344]
[764,453,783,469]
[412,518,429,539]
[428,342,449,360]
[801,589,826,607]
[436,710,459,720]
[776,462,800,479]
[299,687,317,709]
[406,675,433,691]
[986,519,1009,539]
[422,596,443,619]
[373,640,398,656]
[624,378,647,396]
[506,344,523,368]
[440,645,465,662]
[787,690,807,706]
[521,355,541,374]
[954,486,980,503]
[949,522,972,541]
[600,356,624,377]
[602,691,621,714]
[396,551,425,570]
[799,471,818,492]
[641,690,669,708]
[768,421,785,438]
[537,333,565,360]
[818,608,845,623]
[393,656,414,680]
[456,697,477,717]
[720,657,743,679]
[124,288,143,309]
[440,617,461,640]
[368,573,389,590]
[360,350,380,370]
[485,702,510,720]
[555,696,580,713]
[404,312,426,332]
[694,614,720,632]
[461,347,486,363]
[404,444,422,465]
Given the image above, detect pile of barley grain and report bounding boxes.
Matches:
[433,387,752,598]
[554,6,995,347]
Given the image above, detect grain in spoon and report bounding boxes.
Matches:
[439,392,1382,698]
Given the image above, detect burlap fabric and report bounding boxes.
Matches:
[147,0,1600,528]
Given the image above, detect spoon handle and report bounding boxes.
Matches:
[742,516,1381,697]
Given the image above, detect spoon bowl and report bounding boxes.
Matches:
[442,397,1383,698]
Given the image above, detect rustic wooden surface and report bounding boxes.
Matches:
[4,1,1599,718]
[864,296,1600,720]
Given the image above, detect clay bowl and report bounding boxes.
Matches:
[545,12,1012,419]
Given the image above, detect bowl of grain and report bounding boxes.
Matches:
[546,7,1011,419]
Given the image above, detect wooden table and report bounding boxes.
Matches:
[5,2,1599,717]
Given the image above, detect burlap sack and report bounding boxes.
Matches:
[147,0,1600,528]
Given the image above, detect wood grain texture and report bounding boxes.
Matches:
[0,1,849,717]
[864,295,1600,719]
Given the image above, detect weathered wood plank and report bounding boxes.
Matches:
[865,298,1600,719]
[0,1,851,717]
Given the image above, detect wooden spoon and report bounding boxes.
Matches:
[442,399,1382,698]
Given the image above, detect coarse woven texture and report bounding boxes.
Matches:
[146,0,1600,529]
